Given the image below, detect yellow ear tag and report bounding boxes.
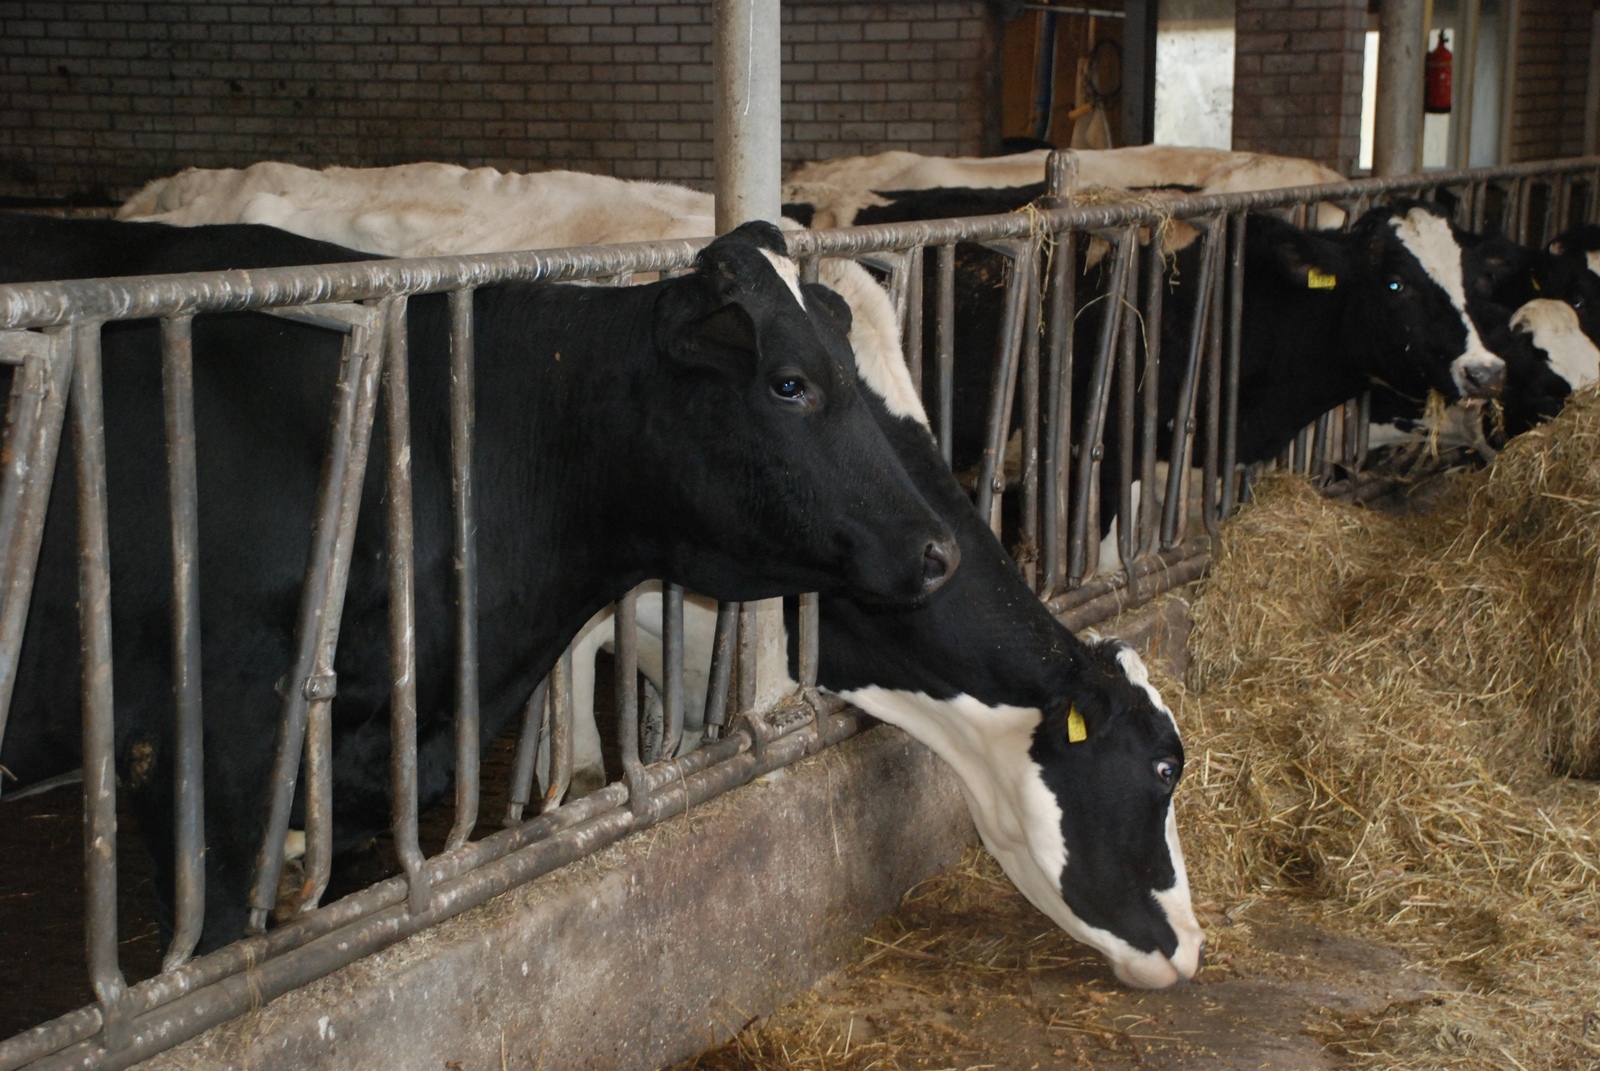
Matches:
[1067,706,1088,743]
[1306,268,1338,290]
[1532,277,1542,292]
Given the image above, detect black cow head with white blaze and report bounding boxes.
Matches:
[644,222,959,603]
[1344,200,1506,401]
[1018,638,1202,988]
[811,385,1204,988]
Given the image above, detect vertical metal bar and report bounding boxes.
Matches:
[503,676,548,826]
[614,588,648,818]
[701,601,739,742]
[1068,230,1133,586]
[1114,242,1142,581]
[1041,230,1076,597]
[380,296,431,915]
[1136,233,1164,560]
[660,583,686,763]
[248,311,385,934]
[446,288,481,852]
[1311,411,1333,481]
[0,330,75,768]
[1355,391,1372,468]
[1201,240,1226,543]
[1219,215,1247,519]
[797,592,819,688]
[1018,257,1042,589]
[736,600,757,714]
[159,315,205,971]
[1293,425,1313,476]
[936,245,956,467]
[541,649,574,812]
[1341,398,1361,468]
[976,241,1033,534]
[1160,222,1219,549]
[904,245,925,395]
[73,321,130,1048]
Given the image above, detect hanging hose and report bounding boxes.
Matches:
[1029,10,1060,142]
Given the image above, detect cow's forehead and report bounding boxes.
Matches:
[1389,209,1467,299]
[757,247,807,309]
[1112,644,1180,736]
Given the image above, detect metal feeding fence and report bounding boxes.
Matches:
[0,154,1596,1070]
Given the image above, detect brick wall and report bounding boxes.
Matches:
[0,0,994,202]
[1231,0,1366,175]
[1508,0,1594,162]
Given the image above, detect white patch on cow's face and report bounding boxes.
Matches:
[1390,209,1504,396]
[1587,250,1600,279]
[757,247,807,310]
[1513,298,1600,390]
[815,260,930,426]
[837,684,1200,989]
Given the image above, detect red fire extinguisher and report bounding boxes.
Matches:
[1425,30,1453,114]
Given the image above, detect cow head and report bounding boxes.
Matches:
[1344,201,1505,401]
[1013,638,1204,988]
[1543,224,1600,346]
[647,221,958,604]
[1495,298,1600,437]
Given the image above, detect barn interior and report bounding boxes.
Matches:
[2,3,1599,1071]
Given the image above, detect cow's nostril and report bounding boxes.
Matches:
[1194,938,1208,974]
[920,538,960,593]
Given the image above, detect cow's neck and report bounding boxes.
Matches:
[464,282,665,693]
[1237,286,1367,461]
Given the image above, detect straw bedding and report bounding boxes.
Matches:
[677,394,1600,1071]
[1176,389,1600,1069]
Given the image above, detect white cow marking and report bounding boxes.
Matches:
[1389,209,1503,396]
[1512,298,1600,390]
[1587,250,1600,278]
[757,247,806,310]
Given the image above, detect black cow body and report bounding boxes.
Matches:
[0,213,956,951]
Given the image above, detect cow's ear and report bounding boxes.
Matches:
[1267,226,1347,291]
[660,300,760,376]
[803,283,853,337]
[1046,695,1096,748]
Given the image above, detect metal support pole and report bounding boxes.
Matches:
[713,0,782,232]
[1121,0,1158,146]
[1374,0,1426,176]
[714,0,788,709]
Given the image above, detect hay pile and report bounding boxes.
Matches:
[1173,391,1600,1069]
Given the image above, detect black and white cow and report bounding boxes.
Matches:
[1169,201,1506,466]
[1371,223,1600,451]
[839,189,1505,488]
[567,299,1206,987]
[0,212,958,951]
[1497,223,1600,346]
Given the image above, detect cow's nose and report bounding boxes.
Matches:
[920,537,960,594]
[1463,360,1506,396]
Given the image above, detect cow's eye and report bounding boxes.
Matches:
[1153,757,1180,789]
[771,376,810,403]
[1387,278,1406,293]
[1571,295,1585,311]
